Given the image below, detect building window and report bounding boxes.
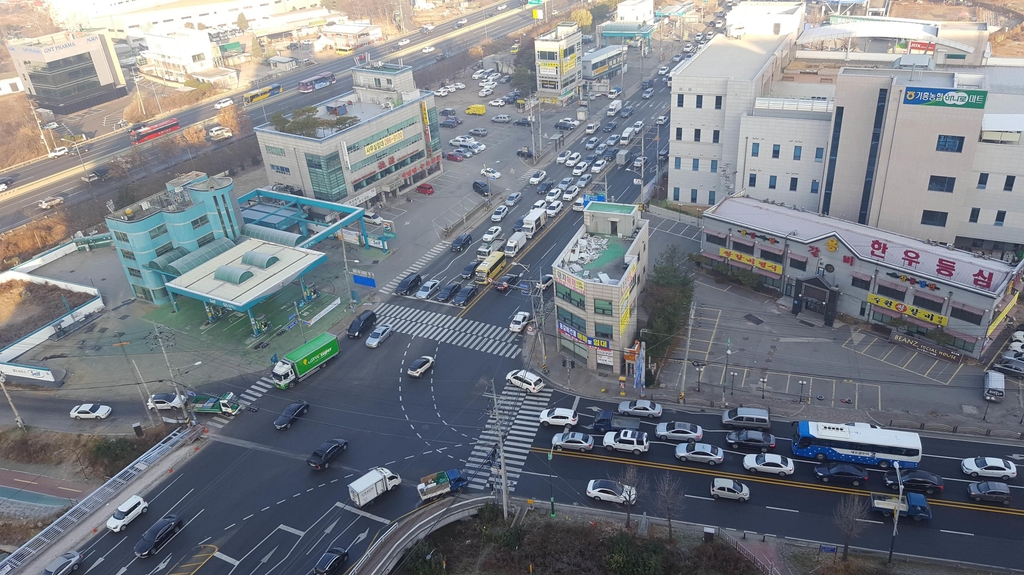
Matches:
[595,323,614,339]
[710,160,717,173]
[557,306,587,331]
[712,130,719,144]
[305,152,348,202]
[133,284,154,302]
[154,242,174,257]
[751,143,759,157]
[927,175,955,193]
[935,135,964,153]
[815,147,824,162]
[977,173,988,189]
[768,175,777,189]
[731,240,753,255]
[789,177,798,191]
[810,180,819,194]
[674,157,681,170]
[760,250,783,264]
[114,230,129,243]
[876,284,905,301]
[793,146,802,160]
[715,95,722,109]
[995,210,1006,226]
[912,294,943,313]
[920,210,948,227]
[556,284,586,309]
[120,249,136,261]
[694,129,701,142]
[691,189,698,203]
[676,94,684,107]
[705,232,726,246]
[851,276,871,290]
[789,257,806,271]
[149,224,167,240]
[748,173,756,187]
[270,164,290,175]
[191,215,209,229]
[709,190,716,205]
[127,267,143,279]
[197,232,215,247]
[692,159,699,171]
[675,127,682,140]
[969,207,980,223]
[1004,175,1016,192]
[695,95,703,108]
[672,187,679,201]
[594,299,613,315]
[950,306,983,325]
[772,144,780,159]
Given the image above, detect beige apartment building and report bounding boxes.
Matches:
[534,22,583,106]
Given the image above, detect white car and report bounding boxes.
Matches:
[416,280,441,299]
[529,170,547,184]
[457,17,468,24]
[472,69,487,79]
[48,147,69,158]
[585,137,599,150]
[478,88,494,97]
[481,167,501,179]
[482,225,502,243]
[147,393,185,411]
[616,399,662,418]
[711,478,750,501]
[453,82,465,89]
[539,408,578,427]
[573,197,585,211]
[422,46,436,53]
[433,89,449,97]
[587,479,636,504]
[556,151,570,164]
[743,453,795,477]
[506,369,544,393]
[603,430,650,454]
[633,120,644,131]
[532,199,547,211]
[70,404,111,419]
[491,205,509,221]
[365,324,393,348]
[468,142,486,153]
[106,495,148,532]
[564,152,582,166]
[655,421,703,443]
[397,38,411,46]
[658,66,669,75]
[449,136,476,146]
[675,443,724,465]
[489,99,506,107]
[590,160,607,174]
[407,356,435,378]
[558,118,579,128]
[479,80,497,88]
[214,98,234,109]
[633,156,646,169]
[562,186,579,201]
[961,457,1017,480]
[545,189,561,203]
[656,115,668,125]
[510,311,531,332]
[497,2,507,9]
[572,162,589,176]
[546,201,563,217]
[585,123,598,134]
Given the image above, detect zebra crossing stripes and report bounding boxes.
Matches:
[465,387,553,492]
[205,379,273,428]
[380,241,451,293]
[374,303,521,358]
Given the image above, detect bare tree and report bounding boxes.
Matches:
[653,473,685,542]
[833,495,870,561]
[612,465,646,529]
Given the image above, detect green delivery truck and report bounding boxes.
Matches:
[271,333,340,389]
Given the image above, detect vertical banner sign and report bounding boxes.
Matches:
[635,341,645,390]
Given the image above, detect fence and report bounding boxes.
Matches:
[717,529,785,575]
[0,425,203,575]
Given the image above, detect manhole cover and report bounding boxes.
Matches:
[118,314,130,320]
[98,327,108,333]
[744,314,764,325]
[372,260,381,264]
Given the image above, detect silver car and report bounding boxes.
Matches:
[616,399,662,418]
[551,431,594,452]
[365,324,393,348]
[675,442,724,465]
[655,421,703,443]
[415,280,440,300]
[42,552,84,575]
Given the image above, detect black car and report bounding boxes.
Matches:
[536,179,555,193]
[439,108,457,116]
[725,430,776,452]
[394,273,423,295]
[619,106,634,118]
[603,121,618,132]
[472,180,490,196]
[883,469,943,495]
[307,438,348,470]
[513,216,525,232]
[451,233,473,252]
[275,400,309,430]
[134,515,183,558]
[313,547,349,575]
[813,462,869,486]
[967,481,1012,505]
[554,121,575,131]
[436,281,462,302]
[641,79,653,89]
[602,147,620,161]
[460,262,479,279]
[287,42,300,49]
[513,118,532,127]
[494,274,521,292]
[440,118,458,128]
[453,285,479,306]
[347,309,377,338]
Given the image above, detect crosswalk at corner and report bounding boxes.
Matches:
[464,386,553,493]
[380,241,451,293]
[202,378,273,428]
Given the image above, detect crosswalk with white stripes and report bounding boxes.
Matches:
[380,241,451,293]
[464,386,553,492]
[375,303,521,359]
[202,378,274,429]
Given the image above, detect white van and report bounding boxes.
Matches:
[619,127,635,146]
[984,370,1005,402]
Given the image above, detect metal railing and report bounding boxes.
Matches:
[717,529,785,575]
[0,425,202,575]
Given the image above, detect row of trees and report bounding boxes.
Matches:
[641,245,694,381]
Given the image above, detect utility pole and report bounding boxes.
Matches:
[154,324,194,426]
[0,374,26,429]
[676,301,696,402]
[487,378,510,520]
[533,267,548,373]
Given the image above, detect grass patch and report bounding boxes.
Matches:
[0,510,70,547]
[651,199,707,218]
[0,427,167,479]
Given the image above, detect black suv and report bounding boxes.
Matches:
[453,285,479,306]
[134,515,183,558]
[603,120,618,132]
[451,233,473,252]
[347,310,377,338]
[307,439,348,470]
[494,274,521,292]
[513,118,532,127]
[439,108,457,116]
[472,180,490,196]
[436,281,462,302]
[394,273,423,295]
[461,262,479,279]
[619,106,634,118]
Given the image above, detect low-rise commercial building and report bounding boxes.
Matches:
[581,45,626,84]
[551,203,649,371]
[615,0,655,24]
[534,22,583,106]
[139,27,217,84]
[76,0,320,39]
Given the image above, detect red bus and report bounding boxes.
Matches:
[297,72,336,93]
[130,118,181,144]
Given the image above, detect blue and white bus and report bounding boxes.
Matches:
[791,421,922,469]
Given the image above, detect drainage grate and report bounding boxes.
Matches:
[744,314,764,325]
[372,260,380,264]
[118,314,130,320]
[98,327,108,333]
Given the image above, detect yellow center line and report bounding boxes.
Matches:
[57,486,83,493]
[13,479,37,484]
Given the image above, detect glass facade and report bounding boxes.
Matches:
[25,53,103,102]
[305,152,348,201]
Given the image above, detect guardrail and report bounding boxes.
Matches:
[0,425,203,575]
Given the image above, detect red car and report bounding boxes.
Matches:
[416,183,435,195]
[445,152,464,162]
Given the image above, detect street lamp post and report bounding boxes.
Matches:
[722,341,731,405]
[730,371,737,395]
[887,462,903,565]
[547,445,556,518]
[692,360,706,393]
[759,376,767,399]
[799,379,807,404]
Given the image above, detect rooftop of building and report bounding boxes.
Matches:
[558,232,634,283]
[324,23,381,34]
[106,172,231,222]
[255,86,427,141]
[537,22,581,42]
[598,22,656,33]
[582,45,625,60]
[727,1,805,18]
[705,196,1022,296]
[586,202,637,215]
[124,0,239,14]
[750,97,834,121]
[674,35,790,81]
[352,61,412,76]
[839,67,958,88]
[9,30,105,46]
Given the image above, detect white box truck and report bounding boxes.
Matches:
[522,209,547,238]
[348,467,401,507]
[606,99,623,116]
[504,231,527,256]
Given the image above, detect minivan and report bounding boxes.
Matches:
[721,407,770,431]
[472,180,490,196]
[394,273,422,295]
[984,370,1005,402]
[347,310,377,338]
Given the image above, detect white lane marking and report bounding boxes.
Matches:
[940,529,974,536]
[855,518,882,524]
[684,494,713,501]
[213,552,239,566]
[765,506,799,513]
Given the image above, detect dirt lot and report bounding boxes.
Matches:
[891,0,1024,56]
[0,280,94,349]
